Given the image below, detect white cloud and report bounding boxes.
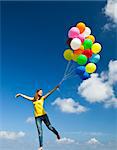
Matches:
[103,0,117,30]
[78,60,117,107]
[103,23,116,31]
[78,74,114,103]
[56,137,75,144]
[108,60,117,84]
[87,137,101,145]
[26,117,35,124]
[0,131,25,140]
[104,0,117,23]
[52,97,88,114]
[104,97,117,108]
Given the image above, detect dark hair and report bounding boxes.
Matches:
[36,89,42,93]
[33,89,42,101]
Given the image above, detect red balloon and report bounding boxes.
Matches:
[82,49,92,58]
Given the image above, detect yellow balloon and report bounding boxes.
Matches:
[86,35,95,43]
[86,63,96,73]
[63,49,73,61]
[72,54,78,62]
[80,45,84,50]
[92,43,102,54]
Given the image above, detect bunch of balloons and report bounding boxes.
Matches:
[63,22,102,80]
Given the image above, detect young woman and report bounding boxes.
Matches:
[16,85,60,150]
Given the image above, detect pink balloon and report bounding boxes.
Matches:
[77,34,85,43]
[68,27,80,38]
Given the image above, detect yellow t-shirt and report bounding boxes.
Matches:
[33,97,46,117]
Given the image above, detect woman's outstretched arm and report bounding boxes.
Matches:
[15,93,34,101]
[43,85,59,99]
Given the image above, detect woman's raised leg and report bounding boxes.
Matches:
[43,114,60,139]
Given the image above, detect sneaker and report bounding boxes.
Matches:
[57,134,61,140]
[38,147,43,150]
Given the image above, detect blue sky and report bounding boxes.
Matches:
[1,1,117,150]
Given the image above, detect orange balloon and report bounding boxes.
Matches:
[72,54,78,62]
[76,22,86,33]
[74,48,84,55]
[86,35,95,43]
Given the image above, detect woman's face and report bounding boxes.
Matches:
[37,90,43,96]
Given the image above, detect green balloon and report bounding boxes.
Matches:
[77,54,88,65]
[83,39,93,49]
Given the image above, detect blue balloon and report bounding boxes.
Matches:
[76,66,85,75]
[81,72,90,80]
[89,54,100,64]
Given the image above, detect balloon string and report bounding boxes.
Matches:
[59,61,72,85]
[64,68,76,79]
[64,74,75,80]
[63,61,71,77]
[59,61,76,85]
[59,71,77,85]
[62,74,77,81]
[66,61,75,74]
[66,74,78,80]
[61,70,77,82]
[64,61,74,76]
